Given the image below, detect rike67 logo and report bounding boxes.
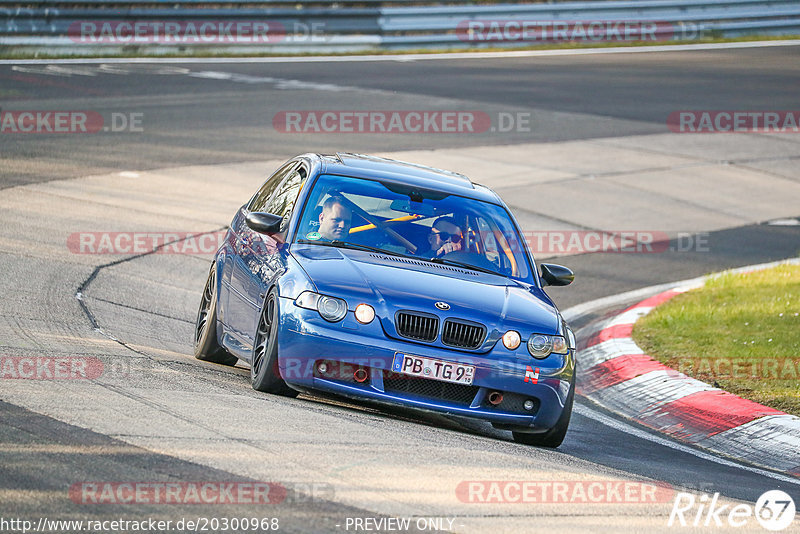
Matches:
[669,490,796,531]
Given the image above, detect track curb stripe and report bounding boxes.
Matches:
[572,258,800,477]
[580,338,644,368]
[582,323,634,349]
[579,353,673,395]
[638,389,784,443]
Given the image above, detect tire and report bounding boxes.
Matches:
[251,288,298,397]
[194,264,238,366]
[512,377,575,448]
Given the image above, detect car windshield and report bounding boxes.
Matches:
[294,173,532,281]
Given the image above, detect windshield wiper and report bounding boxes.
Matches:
[426,256,499,276]
[296,239,407,258]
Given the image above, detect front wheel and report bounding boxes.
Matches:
[251,289,298,397]
[512,378,575,448]
[194,264,238,366]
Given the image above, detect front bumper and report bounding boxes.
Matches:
[276,298,575,430]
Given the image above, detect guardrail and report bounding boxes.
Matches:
[1,0,798,54]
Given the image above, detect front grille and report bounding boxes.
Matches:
[442,319,485,349]
[383,371,478,406]
[395,311,439,342]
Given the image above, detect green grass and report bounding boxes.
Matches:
[1,34,798,60]
[633,263,800,416]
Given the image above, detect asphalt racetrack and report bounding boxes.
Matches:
[1,44,799,533]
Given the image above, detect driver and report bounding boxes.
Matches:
[318,195,352,241]
[426,216,463,257]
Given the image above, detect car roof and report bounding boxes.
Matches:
[311,153,503,205]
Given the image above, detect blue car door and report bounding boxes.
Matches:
[227,163,307,350]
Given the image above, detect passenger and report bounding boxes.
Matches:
[317,195,352,241]
[425,216,463,257]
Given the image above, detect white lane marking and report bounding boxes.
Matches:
[10,64,98,76]
[1,39,799,65]
[10,63,378,93]
[97,64,191,75]
[574,403,800,486]
[184,70,356,90]
[186,70,235,80]
[767,218,800,226]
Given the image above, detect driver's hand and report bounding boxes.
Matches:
[437,241,462,256]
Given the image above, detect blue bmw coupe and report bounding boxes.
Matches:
[194,153,577,447]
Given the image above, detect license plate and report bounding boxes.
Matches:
[391,352,475,385]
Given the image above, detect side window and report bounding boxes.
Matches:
[249,162,297,212]
[263,166,307,233]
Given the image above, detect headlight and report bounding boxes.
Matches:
[295,291,321,310]
[527,334,569,358]
[502,330,521,350]
[318,296,348,322]
[552,335,568,354]
[295,291,348,323]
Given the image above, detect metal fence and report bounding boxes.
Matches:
[1,0,799,54]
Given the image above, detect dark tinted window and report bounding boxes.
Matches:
[264,167,306,220]
[249,161,297,212]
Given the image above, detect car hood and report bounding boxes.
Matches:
[290,244,559,335]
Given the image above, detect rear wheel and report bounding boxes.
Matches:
[194,264,238,366]
[251,289,298,397]
[512,377,575,448]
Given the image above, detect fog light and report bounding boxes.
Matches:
[502,330,521,350]
[523,399,535,411]
[354,367,368,383]
[318,362,328,374]
[354,303,375,324]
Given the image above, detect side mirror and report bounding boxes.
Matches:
[540,263,574,287]
[245,211,283,235]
